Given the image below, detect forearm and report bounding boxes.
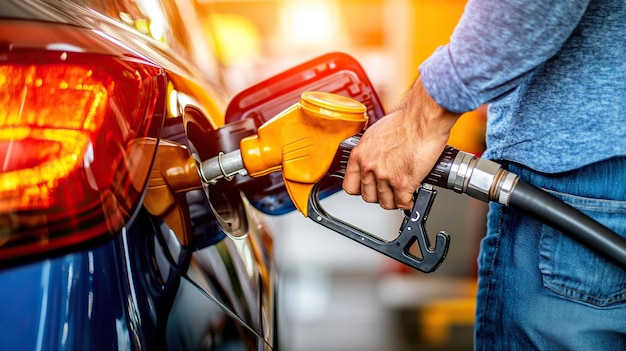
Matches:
[420,0,591,113]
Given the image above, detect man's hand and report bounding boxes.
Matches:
[342,79,461,210]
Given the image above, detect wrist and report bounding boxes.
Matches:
[398,78,461,140]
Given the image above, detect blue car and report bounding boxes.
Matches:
[0,0,278,349]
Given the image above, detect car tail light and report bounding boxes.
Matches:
[0,32,166,265]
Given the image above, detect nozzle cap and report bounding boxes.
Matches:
[300,91,367,120]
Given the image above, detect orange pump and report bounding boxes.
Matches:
[239,91,368,216]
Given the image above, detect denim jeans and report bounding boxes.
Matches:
[474,156,626,350]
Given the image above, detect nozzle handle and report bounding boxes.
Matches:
[333,134,461,188]
[308,176,449,273]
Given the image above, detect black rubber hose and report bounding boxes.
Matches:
[334,136,626,269]
[509,180,626,270]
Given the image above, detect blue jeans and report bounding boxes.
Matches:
[475,156,626,350]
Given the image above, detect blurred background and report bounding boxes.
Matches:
[197,0,488,349]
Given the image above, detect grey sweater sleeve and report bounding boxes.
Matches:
[419,0,590,113]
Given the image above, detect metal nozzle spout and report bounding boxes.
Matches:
[200,149,247,184]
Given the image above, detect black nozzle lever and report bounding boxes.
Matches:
[308,177,449,273]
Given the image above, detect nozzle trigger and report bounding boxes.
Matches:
[308,179,449,273]
[398,184,450,272]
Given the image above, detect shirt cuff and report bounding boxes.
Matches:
[418,45,481,113]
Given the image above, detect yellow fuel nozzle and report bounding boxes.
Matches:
[240,91,368,216]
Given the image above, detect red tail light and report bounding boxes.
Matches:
[0,22,166,265]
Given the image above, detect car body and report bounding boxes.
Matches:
[0,0,278,349]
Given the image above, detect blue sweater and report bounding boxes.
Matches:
[419,0,626,173]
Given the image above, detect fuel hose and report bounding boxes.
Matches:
[508,180,626,269]
[337,137,626,270]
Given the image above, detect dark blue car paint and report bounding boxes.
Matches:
[0,210,163,350]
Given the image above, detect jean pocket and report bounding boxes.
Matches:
[539,190,626,307]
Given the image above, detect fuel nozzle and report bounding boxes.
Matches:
[200,92,626,271]
[200,91,368,216]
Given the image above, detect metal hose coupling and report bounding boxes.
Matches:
[425,146,519,205]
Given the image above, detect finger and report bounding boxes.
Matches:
[360,172,379,203]
[342,158,362,195]
[377,180,397,209]
[394,188,415,210]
